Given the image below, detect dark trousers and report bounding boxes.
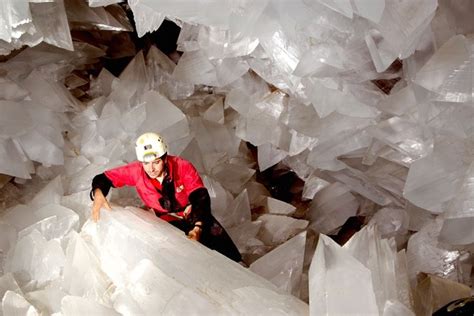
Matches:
[169,215,242,262]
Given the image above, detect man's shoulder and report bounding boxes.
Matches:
[168,155,190,165]
[168,155,196,171]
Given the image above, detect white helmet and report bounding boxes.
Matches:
[135,132,168,162]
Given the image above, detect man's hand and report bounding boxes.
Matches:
[91,189,112,222]
[187,222,202,241]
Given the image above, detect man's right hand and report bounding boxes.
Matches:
[92,189,112,222]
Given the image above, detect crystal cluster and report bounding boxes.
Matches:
[0,0,473,315]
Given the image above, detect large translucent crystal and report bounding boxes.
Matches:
[308,182,359,234]
[1,1,474,314]
[344,225,412,314]
[213,189,251,229]
[257,214,308,246]
[406,219,463,282]
[250,231,306,297]
[83,207,308,314]
[439,162,474,245]
[2,290,39,316]
[414,35,470,96]
[309,234,379,315]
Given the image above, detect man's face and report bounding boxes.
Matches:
[142,157,165,179]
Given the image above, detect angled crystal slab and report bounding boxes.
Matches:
[0,101,33,138]
[353,0,385,23]
[213,57,249,87]
[304,78,380,119]
[365,29,398,73]
[61,296,119,315]
[308,182,359,234]
[109,51,148,111]
[302,174,330,200]
[383,299,415,316]
[130,0,232,28]
[257,214,308,246]
[403,138,469,214]
[437,1,474,39]
[369,117,433,161]
[327,167,395,205]
[376,84,417,116]
[309,234,378,315]
[26,285,67,315]
[83,207,308,314]
[202,175,233,220]
[146,46,195,100]
[0,273,22,304]
[2,290,39,316]
[259,27,301,76]
[30,0,73,51]
[0,223,17,274]
[191,117,240,157]
[294,42,345,77]
[211,162,255,195]
[264,197,296,216]
[62,231,112,302]
[66,0,132,31]
[243,181,270,208]
[288,130,317,156]
[28,203,79,240]
[5,229,65,288]
[250,231,306,297]
[375,0,438,59]
[178,138,206,174]
[16,129,64,166]
[203,97,224,124]
[126,258,225,314]
[129,0,164,37]
[197,25,259,59]
[317,0,352,18]
[214,189,251,229]
[0,77,28,101]
[406,219,463,282]
[137,91,187,136]
[344,225,412,314]
[426,102,474,139]
[227,220,263,255]
[0,0,12,43]
[89,68,117,98]
[439,162,474,245]
[283,99,320,138]
[415,35,470,93]
[257,143,288,172]
[249,57,301,93]
[21,70,79,112]
[1,204,38,233]
[369,207,409,240]
[235,114,283,147]
[307,115,373,170]
[173,50,217,86]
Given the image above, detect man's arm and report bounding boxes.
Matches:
[186,188,213,240]
[90,173,114,222]
[90,173,114,200]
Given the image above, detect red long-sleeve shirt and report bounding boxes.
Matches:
[104,155,205,221]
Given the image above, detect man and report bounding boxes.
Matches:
[90,132,242,262]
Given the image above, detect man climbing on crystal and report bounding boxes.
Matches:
[90,132,242,262]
